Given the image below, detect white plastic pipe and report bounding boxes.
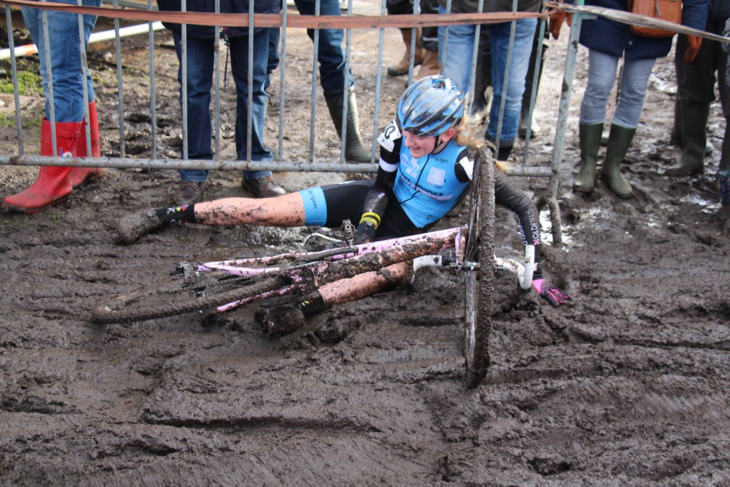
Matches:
[0,21,165,61]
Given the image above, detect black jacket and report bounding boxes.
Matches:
[157,0,280,38]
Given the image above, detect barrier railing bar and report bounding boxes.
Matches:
[213,0,220,162]
[339,0,353,164]
[245,1,253,162]
[442,0,452,72]
[277,3,288,162]
[113,0,126,158]
[308,0,321,163]
[466,0,485,115]
[548,4,589,246]
[521,16,547,166]
[0,0,546,28]
[181,0,188,161]
[41,3,57,156]
[370,0,386,163]
[5,5,23,155]
[148,0,156,159]
[79,0,92,158]
[1,154,554,176]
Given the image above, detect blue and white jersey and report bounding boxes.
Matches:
[377,120,473,228]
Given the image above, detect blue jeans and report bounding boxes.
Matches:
[22,0,99,122]
[268,0,354,94]
[580,49,655,128]
[439,12,537,143]
[172,30,272,182]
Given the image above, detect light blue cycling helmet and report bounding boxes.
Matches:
[396,75,465,137]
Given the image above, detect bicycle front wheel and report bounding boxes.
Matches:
[463,149,495,388]
[91,272,287,325]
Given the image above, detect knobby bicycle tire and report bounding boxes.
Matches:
[463,150,495,389]
[91,274,288,325]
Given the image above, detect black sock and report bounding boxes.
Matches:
[296,293,326,316]
[155,204,197,224]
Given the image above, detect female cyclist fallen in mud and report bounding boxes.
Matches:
[118,75,568,329]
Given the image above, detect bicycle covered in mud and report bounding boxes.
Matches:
[92,150,534,388]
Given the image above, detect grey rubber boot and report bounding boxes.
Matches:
[324,88,371,163]
[573,122,604,193]
[602,124,636,198]
[666,102,710,176]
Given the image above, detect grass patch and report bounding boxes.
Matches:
[0,112,42,129]
[0,69,42,96]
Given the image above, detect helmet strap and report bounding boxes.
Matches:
[432,135,446,154]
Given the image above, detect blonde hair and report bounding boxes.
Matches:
[452,115,510,173]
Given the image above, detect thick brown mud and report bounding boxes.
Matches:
[1,5,730,484]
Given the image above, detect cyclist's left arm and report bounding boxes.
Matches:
[354,121,401,243]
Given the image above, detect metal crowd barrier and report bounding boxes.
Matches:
[0,0,725,242]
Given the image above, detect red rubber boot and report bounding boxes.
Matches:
[69,100,103,188]
[2,119,81,214]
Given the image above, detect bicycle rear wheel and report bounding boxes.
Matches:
[463,148,495,388]
[91,270,287,325]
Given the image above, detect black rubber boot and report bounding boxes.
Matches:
[519,31,547,139]
[324,88,371,163]
[666,102,710,176]
[573,123,604,193]
[670,98,712,155]
[602,124,636,198]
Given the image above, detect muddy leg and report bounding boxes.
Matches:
[318,262,409,307]
[194,193,306,226]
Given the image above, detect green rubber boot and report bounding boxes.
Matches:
[602,124,636,198]
[573,122,604,193]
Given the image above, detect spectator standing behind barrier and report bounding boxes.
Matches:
[386,0,440,81]
[2,0,103,214]
[560,0,708,198]
[157,0,286,205]
[665,0,730,187]
[267,0,370,163]
[438,0,539,161]
[471,25,549,140]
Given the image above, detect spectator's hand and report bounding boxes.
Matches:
[549,10,572,40]
[684,35,702,63]
[532,278,570,307]
[353,221,376,244]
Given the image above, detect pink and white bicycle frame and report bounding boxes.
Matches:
[195,225,533,313]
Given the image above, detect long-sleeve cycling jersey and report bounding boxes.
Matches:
[370,120,541,261]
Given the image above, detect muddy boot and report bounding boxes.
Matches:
[573,123,603,193]
[256,306,306,336]
[387,28,424,77]
[666,102,709,177]
[602,124,636,198]
[69,100,103,189]
[2,119,81,214]
[414,48,440,80]
[324,88,371,163]
[118,209,165,244]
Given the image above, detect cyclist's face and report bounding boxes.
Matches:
[402,128,455,158]
[402,130,436,158]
